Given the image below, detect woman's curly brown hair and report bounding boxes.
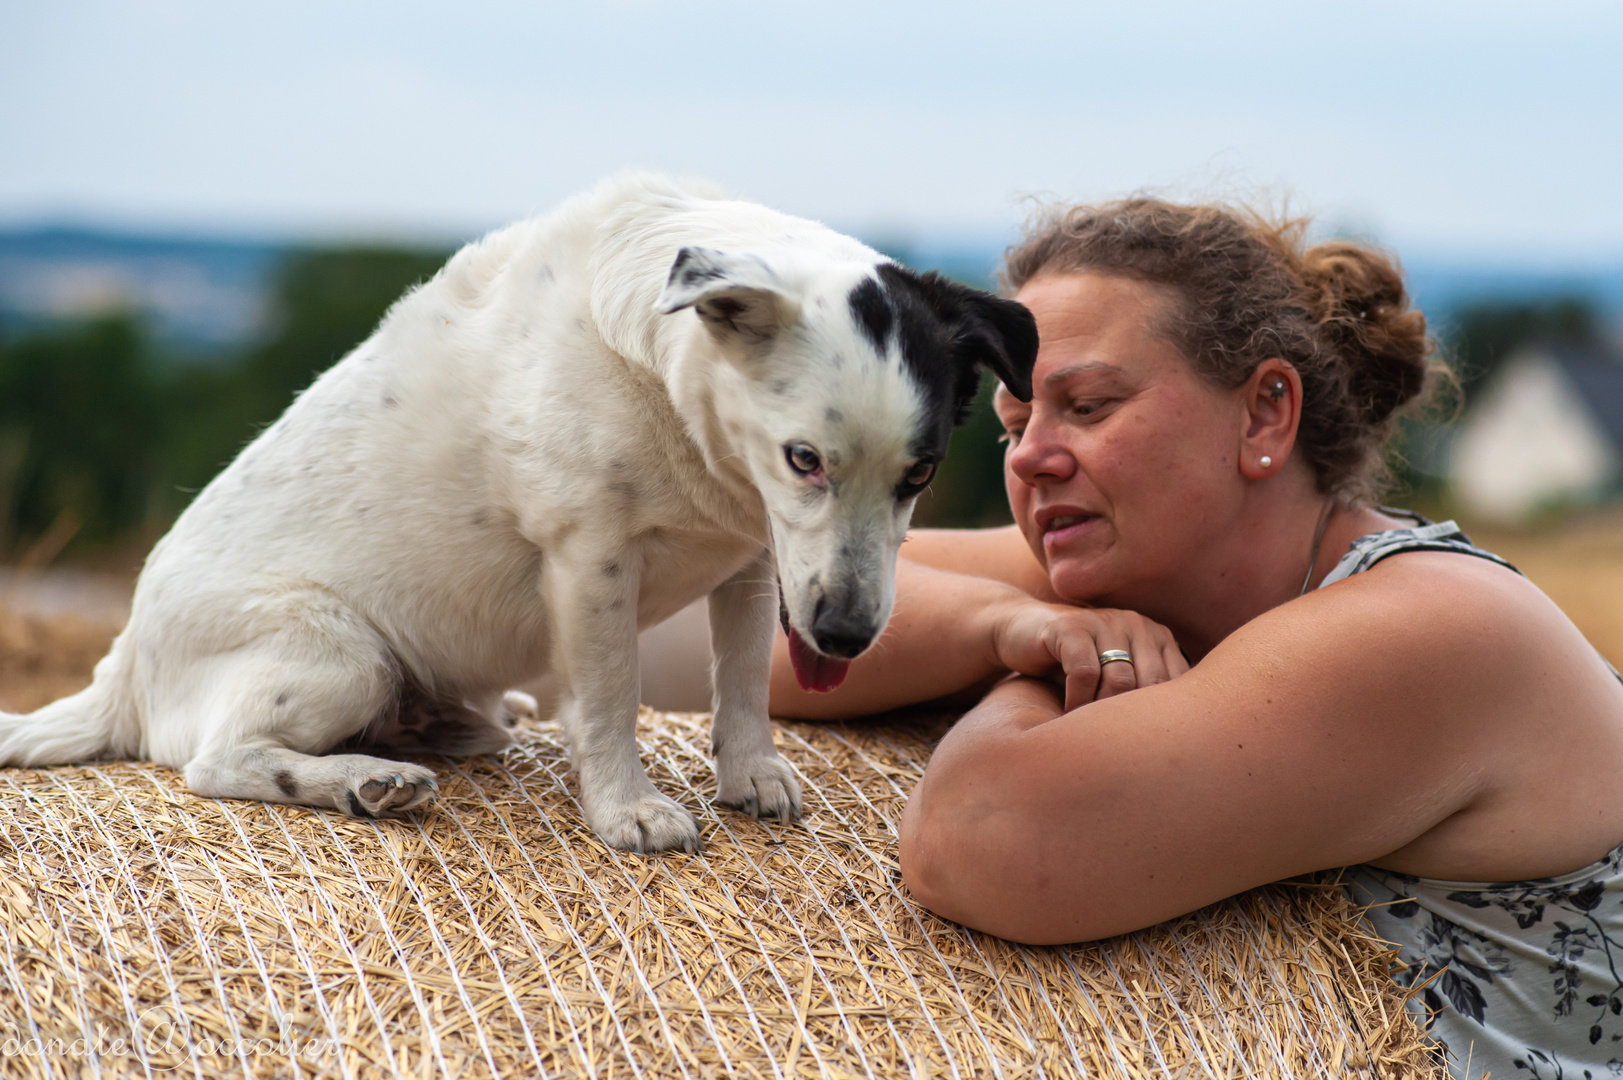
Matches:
[1001,199,1438,503]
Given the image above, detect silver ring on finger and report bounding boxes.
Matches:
[1098,650,1134,667]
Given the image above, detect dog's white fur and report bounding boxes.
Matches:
[0,175,950,852]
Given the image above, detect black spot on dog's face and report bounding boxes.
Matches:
[843,265,1039,481]
[602,561,621,578]
[825,407,844,424]
[382,393,398,408]
[848,277,894,354]
[274,770,298,798]
[275,692,288,707]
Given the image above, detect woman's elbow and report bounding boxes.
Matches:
[898,793,953,916]
[900,769,1137,945]
[899,781,1060,944]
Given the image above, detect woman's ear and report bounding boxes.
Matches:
[1238,360,1302,480]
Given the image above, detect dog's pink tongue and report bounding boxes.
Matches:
[788,631,851,693]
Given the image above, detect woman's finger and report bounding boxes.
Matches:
[1163,638,1192,679]
[1058,627,1103,711]
[1127,630,1172,687]
[1094,639,1138,700]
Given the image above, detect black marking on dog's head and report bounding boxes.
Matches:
[849,277,894,354]
[274,770,298,798]
[846,264,1039,465]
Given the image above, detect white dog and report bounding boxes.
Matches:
[0,175,1036,853]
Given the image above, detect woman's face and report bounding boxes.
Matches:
[994,272,1248,608]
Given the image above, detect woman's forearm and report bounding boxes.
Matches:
[768,559,1026,720]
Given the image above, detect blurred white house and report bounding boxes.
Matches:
[1451,343,1623,522]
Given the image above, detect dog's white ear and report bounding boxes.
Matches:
[656,247,795,346]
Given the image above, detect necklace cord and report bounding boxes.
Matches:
[1298,500,1336,597]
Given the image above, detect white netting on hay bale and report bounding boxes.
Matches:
[0,710,1441,1079]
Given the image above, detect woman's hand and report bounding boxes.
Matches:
[983,597,1188,710]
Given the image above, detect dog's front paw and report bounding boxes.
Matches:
[345,763,439,817]
[588,791,701,854]
[498,690,539,728]
[716,753,803,823]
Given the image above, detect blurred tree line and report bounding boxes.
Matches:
[0,246,448,563]
[0,240,1613,562]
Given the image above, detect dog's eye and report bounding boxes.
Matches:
[896,460,936,499]
[904,461,936,487]
[785,443,822,476]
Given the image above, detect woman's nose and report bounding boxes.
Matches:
[1007,413,1077,486]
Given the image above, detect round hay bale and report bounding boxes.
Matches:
[0,711,1441,1078]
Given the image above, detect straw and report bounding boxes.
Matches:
[0,704,1443,1079]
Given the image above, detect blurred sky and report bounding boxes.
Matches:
[2,0,1620,262]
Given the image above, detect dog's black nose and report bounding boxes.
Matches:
[811,605,876,659]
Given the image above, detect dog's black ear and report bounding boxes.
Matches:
[656,247,795,347]
[961,291,1038,403]
[903,270,1039,403]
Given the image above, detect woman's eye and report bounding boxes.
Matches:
[785,443,822,475]
[998,429,1024,446]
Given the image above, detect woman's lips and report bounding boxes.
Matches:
[1041,512,1099,551]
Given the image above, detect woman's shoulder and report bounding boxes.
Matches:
[1234,526,1623,880]
[1318,510,1519,588]
[1244,519,1600,725]
[1309,522,1575,667]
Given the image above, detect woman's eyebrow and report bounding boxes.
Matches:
[1042,361,1125,388]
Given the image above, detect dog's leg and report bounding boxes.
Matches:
[166,610,440,818]
[708,546,802,821]
[185,743,438,817]
[551,546,700,853]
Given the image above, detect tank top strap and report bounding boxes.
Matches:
[1317,507,1522,590]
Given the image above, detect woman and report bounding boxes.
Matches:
[767,200,1623,1078]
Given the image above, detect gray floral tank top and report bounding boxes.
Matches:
[1336,513,1623,1079]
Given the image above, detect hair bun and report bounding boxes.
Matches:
[1301,242,1429,427]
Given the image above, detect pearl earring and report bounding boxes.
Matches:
[1260,456,1273,468]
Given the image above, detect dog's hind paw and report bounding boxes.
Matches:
[346,763,439,817]
[498,690,539,728]
[589,792,701,854]
[716,753,803,823]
